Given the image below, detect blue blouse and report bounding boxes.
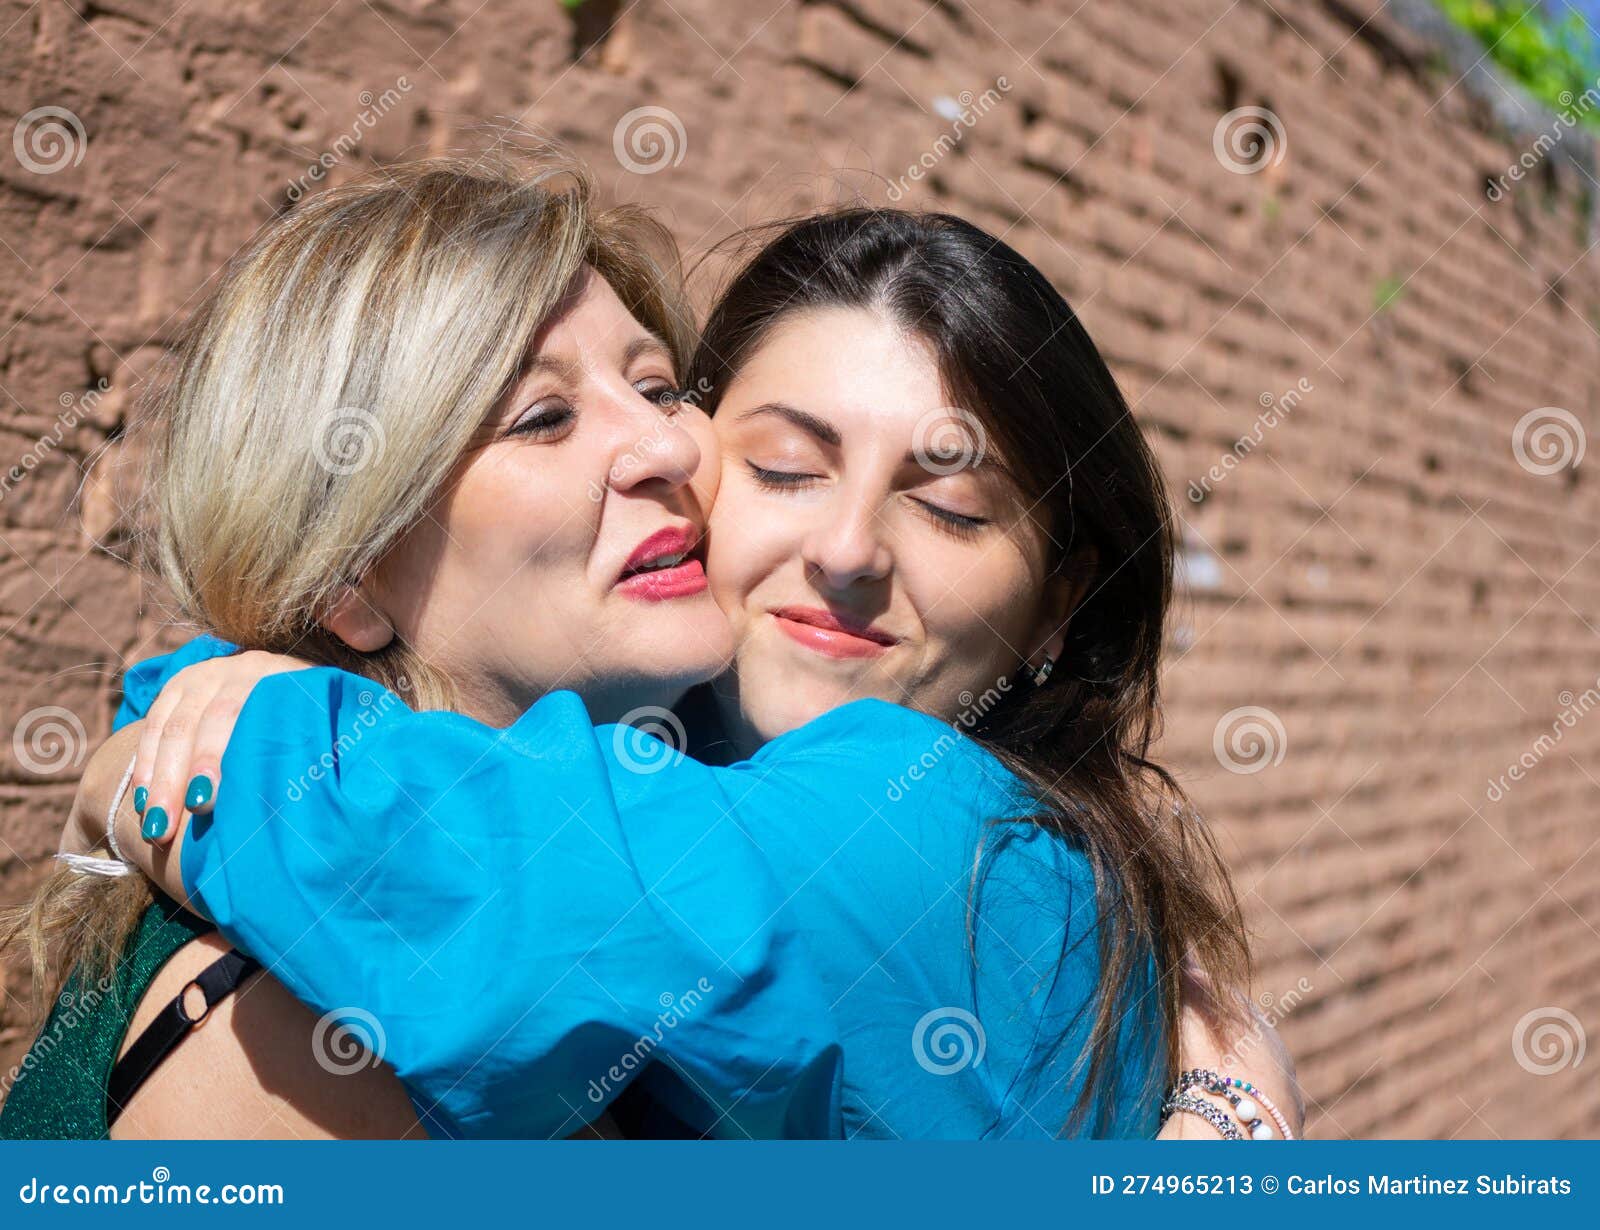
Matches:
[121,637,1165,1140]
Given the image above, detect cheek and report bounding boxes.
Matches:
[684,412,722,508]
[443,450,599,589]
[706,482,789,615]
[918,547,1039,660]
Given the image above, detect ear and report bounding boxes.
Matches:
[320,582,395,653]
[1025,551,1095,674]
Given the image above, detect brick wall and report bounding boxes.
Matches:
[2,0,1596,1138]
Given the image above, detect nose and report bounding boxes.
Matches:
[605,392,702,497]
[801,493,893,591]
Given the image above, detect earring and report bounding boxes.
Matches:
[1031,656,1055,687]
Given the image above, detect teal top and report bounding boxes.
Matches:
[0,898,213,1139]
[0,633,232,1139]
[141,637,1166,1139]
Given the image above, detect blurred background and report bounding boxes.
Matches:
[1,0,1596,1138]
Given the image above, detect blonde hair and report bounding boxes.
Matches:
[3,148,697,1016]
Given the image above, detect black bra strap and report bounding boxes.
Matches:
[106,948,263,1128]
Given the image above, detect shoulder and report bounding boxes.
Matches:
[755,696,960,753]
[971,821,1101,979]
[751,698,1037,819]
[245,665,405,720]
[111,934,420,1140]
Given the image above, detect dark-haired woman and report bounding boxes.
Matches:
[57,208,1292,1140]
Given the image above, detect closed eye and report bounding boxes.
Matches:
[506,403,576,439]
[912,497,988,538]
[746,461,820,489]
[635,377,686,409]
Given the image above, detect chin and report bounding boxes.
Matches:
[741,667,854,742]
[634,652,730,698]
[635,606,735,681]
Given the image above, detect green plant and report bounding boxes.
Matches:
[1374,275,1406,313]
[1436,0,1600,129]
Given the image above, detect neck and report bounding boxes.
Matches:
[708,671,766,762]
[454,674,688,730]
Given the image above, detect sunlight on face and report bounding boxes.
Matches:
[705,306,1070,751]
[371,270,733,726]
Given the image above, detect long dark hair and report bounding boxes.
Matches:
[688,208,1250,1134]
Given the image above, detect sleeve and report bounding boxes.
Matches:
[112,633,238,731]
[181,668,844,1140]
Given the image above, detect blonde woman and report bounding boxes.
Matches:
[1,152,741,1137]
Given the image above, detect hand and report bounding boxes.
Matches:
[134,650,313,845]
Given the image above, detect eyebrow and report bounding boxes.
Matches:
[518,334,675,384]
[901,443,996,471]
[735,401,842,447]
[621,334,675,369]
[735,400,999,473]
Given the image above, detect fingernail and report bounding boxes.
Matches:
[184,774,214,810]
[141,807,169,841]
[133,785,147,814]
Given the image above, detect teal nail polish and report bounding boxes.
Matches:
[133,785,147,814]
[141,807,169,841]
[185,774,213,810]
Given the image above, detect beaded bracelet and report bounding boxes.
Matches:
[1160,1092,1243,1140]
[1175,1069,1272,1140]
[1175,1068,1295,1140]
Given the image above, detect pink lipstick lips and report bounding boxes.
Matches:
[771,605,898,659]
[615,524,707,601]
